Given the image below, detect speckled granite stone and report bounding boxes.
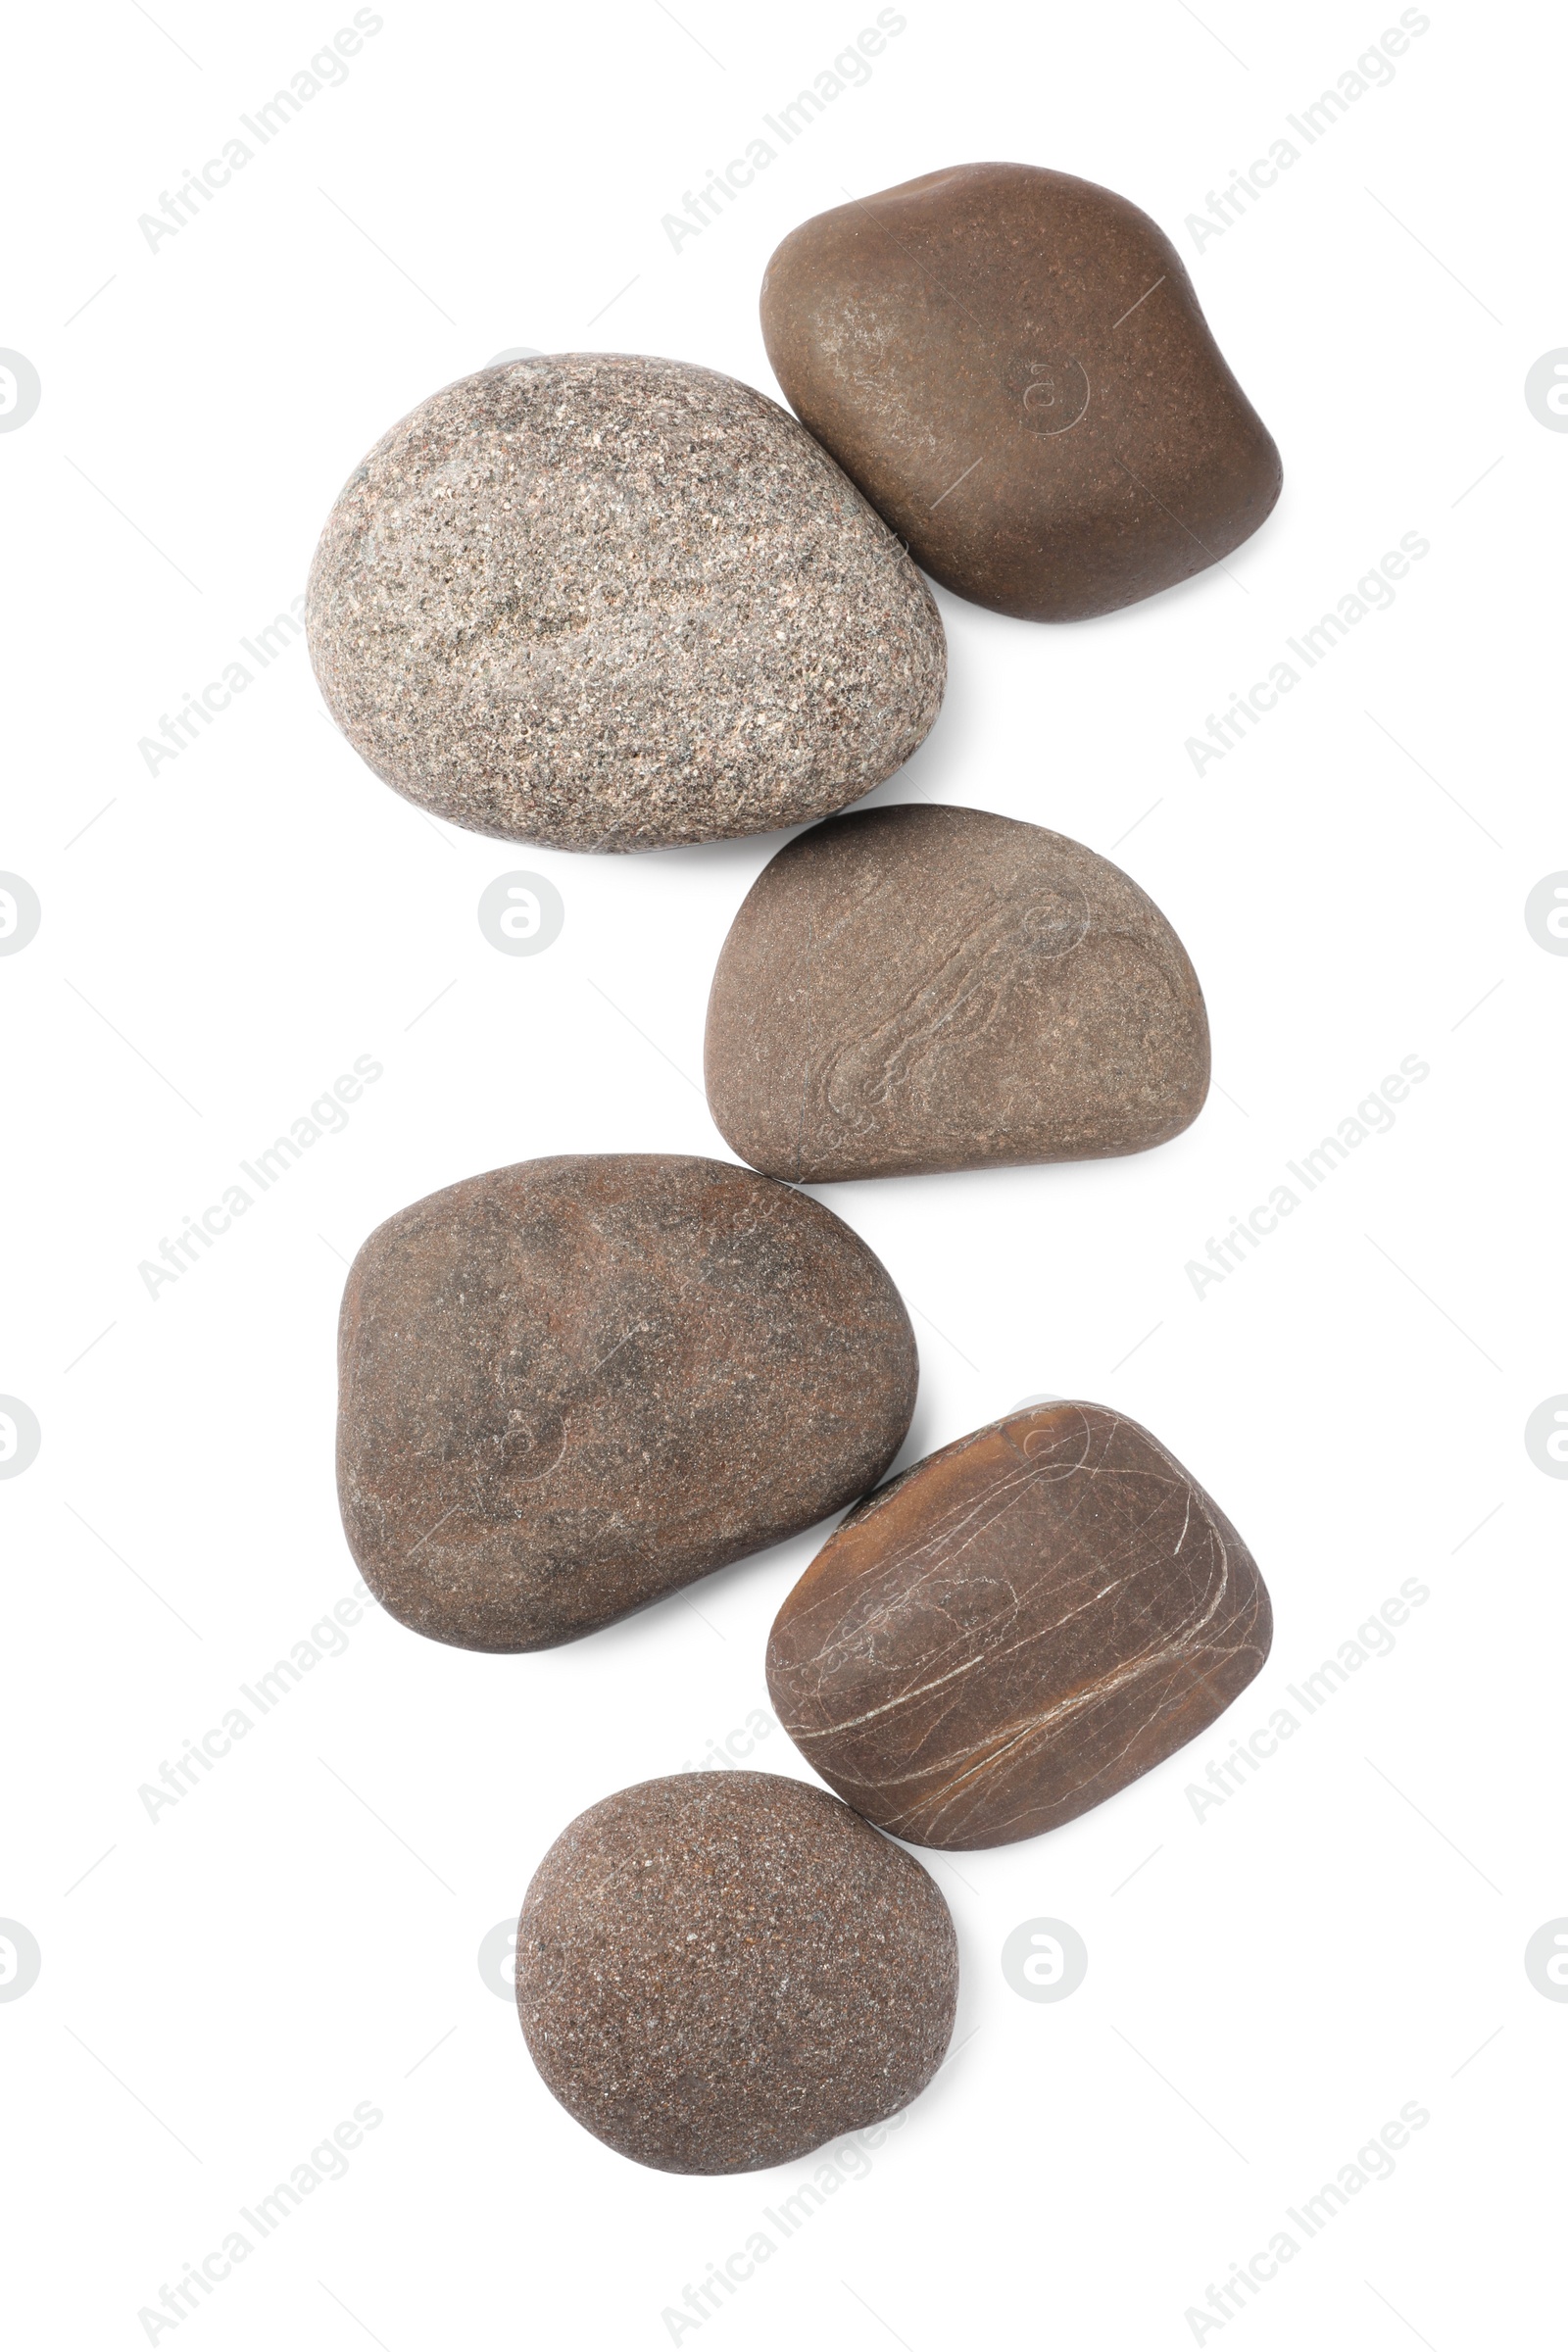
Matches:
[337,1154,917,1651]
[767,1402,1271,1848]
[516,1771,957,2172]
[760,164,1282,621]
[705,804,1209,1181]
[306,354,946,850]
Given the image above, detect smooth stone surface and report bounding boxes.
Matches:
[760,163,1282,621]
[306,353,946,850]
[705,803,1209,1182]
[516,1772,957,2173]
[338,1154,917,1650]
[767,1401,1271,1848]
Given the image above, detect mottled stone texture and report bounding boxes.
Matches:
[517,1772,957,2173]
[337,1155,917,1651]
[760,163,1282,621]
[705,804,1209,1181]
[306,354,946,850]
[767,1402,1271,1848]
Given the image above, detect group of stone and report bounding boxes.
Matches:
[308,164,1282,2178]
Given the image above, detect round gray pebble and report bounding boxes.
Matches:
[306,354,947,852]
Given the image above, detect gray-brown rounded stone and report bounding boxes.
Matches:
[767,1401,1272,1849]
[704,803,1209,1181]
[516,1771,957,2173]
[337,1154,917,1650]
[760,163,1282,621]
[305,354,947,851]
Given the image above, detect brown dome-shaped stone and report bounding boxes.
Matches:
[705,803,1209,1181]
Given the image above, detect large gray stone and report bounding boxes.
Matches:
[307,355,946,850]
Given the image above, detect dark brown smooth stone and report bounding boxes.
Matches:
[760,163,1282,621]
[516,1772,957,2173]
[767,1402,1271,1848]
[337,1155,916,1650]
[704,804,1209,1182]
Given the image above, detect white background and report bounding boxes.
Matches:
[3,1,1563,2344]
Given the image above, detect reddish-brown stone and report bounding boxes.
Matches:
[760,163,1282,621]
[337,1154,916,1650]
[767,1402,1271,1848]
[516,1771,957,2173]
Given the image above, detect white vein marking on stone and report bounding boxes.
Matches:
[918,1512,1244,1836]
[916,1560,1231,1831]
[581,1323,647,1383]
[796,1432,1193,1714]
[785,1412,1258,1838]
[796,1648,990,1737]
